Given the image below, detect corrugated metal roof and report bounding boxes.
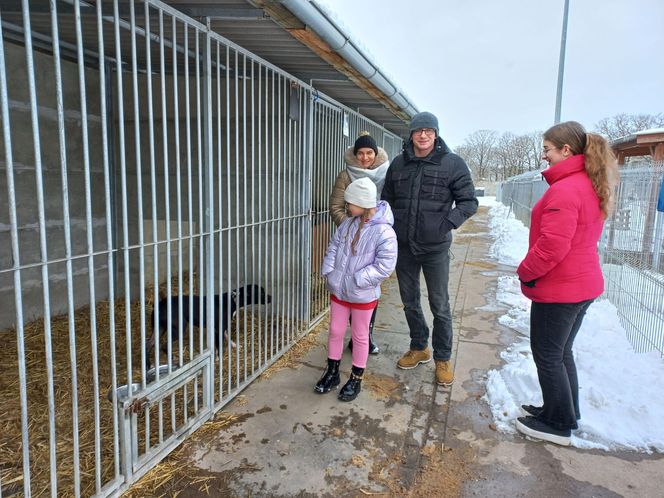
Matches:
[170,0,416,136]
[0,0,415,137]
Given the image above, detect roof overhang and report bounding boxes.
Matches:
[611,128,664,162]
[0,0,417,137]
[168,0,418,137]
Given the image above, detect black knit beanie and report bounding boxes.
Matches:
[353,132,378,155]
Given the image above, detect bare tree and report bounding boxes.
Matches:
[594,113,664,142]
[457,112,664,182]
[457,129,498,181]
[525,131,545,172]
[493,132,542,179]
[493,133,514,180]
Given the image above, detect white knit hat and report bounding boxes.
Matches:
[344,177,377,209]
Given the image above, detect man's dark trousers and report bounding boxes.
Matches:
[396,242,452,361]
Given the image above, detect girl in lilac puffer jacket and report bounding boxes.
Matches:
[315,178,397,402]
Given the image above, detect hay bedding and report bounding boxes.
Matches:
[0,275,309,497]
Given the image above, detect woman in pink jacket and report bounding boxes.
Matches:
[515,121,618,446]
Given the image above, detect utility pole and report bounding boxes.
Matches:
[554,0,570,124]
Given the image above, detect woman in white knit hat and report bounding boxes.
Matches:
[329,132,391,354]
[316,178,397,401]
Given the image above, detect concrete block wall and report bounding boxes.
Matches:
[0,42,109,330]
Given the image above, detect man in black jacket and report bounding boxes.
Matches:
[382,112,478,386]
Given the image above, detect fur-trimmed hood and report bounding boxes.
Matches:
[344,146,389,169]
[330,146,391,227]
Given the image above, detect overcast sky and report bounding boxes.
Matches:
[317,0,664,148]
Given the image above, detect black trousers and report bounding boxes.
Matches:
[396,244,452,361]
[530,299,594,431]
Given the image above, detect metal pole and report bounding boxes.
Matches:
[95,0,120,483]
[0,11,32,497]
[112,0,133,478]
[554,0,570,124]
[73,0,102,492]
[203,18,214,415]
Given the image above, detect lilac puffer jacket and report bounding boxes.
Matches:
[321,201,398,303]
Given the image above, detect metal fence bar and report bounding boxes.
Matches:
[303,89,313,326]
[20,0,60,494]
[295,87,301,331]
[257,62,264,368]
[259,66,272,364]
[235,51,244,374]
[277,74,284,353]
[203,20,215,419]
[95,0,121,484]
[283,75,289,339]
[129,0,144,398]
[250,59,256,374]
[195,26,204,416]
[184,22,194,425]
[287,82,294,343]
[214,38,224,401]
[172,15,184,408]
[72,0,103,492]
[242,53,248,379]
[0,11,32,497]
[157,6,174,435]
[47,0,82,495]
[224,43,232,396]
[112,0,133,480]
[270,69,276,361]
[145,4,161,447]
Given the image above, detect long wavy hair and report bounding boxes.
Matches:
[543,121,619,218]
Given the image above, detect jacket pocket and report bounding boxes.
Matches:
[416,206,450,244]
[354,268,373,289]
[325,269,343,297]
[392,170,411,190]
[421,170,450,200]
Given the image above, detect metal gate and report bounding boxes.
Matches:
[0,1,403,496]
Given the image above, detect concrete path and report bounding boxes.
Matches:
[157,205,664,497]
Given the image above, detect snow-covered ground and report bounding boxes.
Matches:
[480,196,664,453]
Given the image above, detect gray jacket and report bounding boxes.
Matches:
[321,201,397,303]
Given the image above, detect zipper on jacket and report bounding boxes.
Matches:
[412,161,424,242]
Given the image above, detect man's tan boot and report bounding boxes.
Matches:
[397,348,432,369]
[435,360,454,386]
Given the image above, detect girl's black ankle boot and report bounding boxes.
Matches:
[314,358,341,394]
[338,366,364,402]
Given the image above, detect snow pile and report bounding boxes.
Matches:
[487,202,529,266]
[484,198,664,452]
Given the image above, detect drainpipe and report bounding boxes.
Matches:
[278,0,418,118]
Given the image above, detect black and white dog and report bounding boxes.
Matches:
[146,284,272,369]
